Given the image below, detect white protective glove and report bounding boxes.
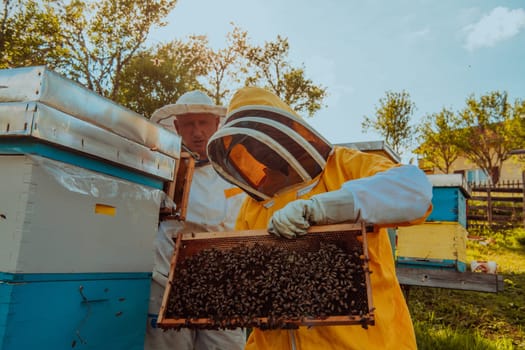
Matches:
[268,188,356,239]
[151,220,184,287]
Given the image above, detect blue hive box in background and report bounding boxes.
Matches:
[426,174,471,228]
[396,174,471,272]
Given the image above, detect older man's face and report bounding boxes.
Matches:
[174,113,220,160]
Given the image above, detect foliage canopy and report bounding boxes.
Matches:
[455,91,525,184]
[362,90,416,156]
[415,107,461,174]
[2,3,326,118]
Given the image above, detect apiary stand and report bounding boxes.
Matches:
[396,267,504,295]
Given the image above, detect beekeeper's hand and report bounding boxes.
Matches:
[268,189,356,239]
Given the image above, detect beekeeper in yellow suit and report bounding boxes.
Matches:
[207,87,433,350]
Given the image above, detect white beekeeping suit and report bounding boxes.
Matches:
[151,164,246,286]
[145,165,246,350]
[145,91,246,350]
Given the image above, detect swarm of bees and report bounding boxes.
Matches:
[165,241,371,330]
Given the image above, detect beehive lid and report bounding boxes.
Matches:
[0,66,181,181]
[0,66,180,158]
[427,174,471,197]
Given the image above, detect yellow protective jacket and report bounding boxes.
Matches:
[236,147,431,350]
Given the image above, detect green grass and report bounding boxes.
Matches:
[407,227,525,349]
[413,321,515,350]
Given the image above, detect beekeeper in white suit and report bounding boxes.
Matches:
[145,91,246,350]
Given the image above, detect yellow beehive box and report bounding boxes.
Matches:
[396,221,467,272]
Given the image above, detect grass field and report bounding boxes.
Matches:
[406,227,525,349]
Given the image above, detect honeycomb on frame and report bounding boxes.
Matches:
[157,223,375,330]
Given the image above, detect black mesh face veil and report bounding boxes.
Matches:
[207,106,333,201]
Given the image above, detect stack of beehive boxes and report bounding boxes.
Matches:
[396,174,471,272]
[0,66,180,349]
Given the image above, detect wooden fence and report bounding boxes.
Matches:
[467,177,525,229]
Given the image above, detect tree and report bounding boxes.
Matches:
[116,37,209,117]
[513,99,525,147]
[455,91,524,185]
[1,0,177,99]
[47,0,177,99]
[116,27,248,117]
[117,24,327,118]
[118,23,247,112]
[243,35,327,116]
[414,107,461,174]
[202,24,249,105]
[3,3,326,119]
[362,90,416,155]
[0,0,68,69]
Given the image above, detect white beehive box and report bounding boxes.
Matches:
[0,154,161,273]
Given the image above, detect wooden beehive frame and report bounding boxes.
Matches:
[157,223,375,329]
[159,151,195,221]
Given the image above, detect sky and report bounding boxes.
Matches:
[148,0,525,163]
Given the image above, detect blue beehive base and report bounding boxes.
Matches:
[0,272,151,350]
[396,257,467,272]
